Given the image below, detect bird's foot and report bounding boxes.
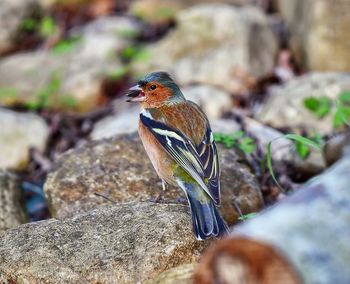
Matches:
[176,197,187,204]
[148,191,166,203]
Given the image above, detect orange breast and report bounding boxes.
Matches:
[138,120,177,185]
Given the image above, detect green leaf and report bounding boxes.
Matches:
[60,95,77,107]
[39,16,57,38]
[120,46,139,60]
[107,66,129,80]
[238,137,256,154]
[267,134,323,191]
[116,28,139,39]
[21,18,38,32]
[339,91,350,104]
[0,88,18,99]
[294,140,310,159]
[154,7,175,18]
[52,36,81,55]
[27,72,62,110]
[238,212,257,221]
[303,96,332,118]
[214,131,256,152]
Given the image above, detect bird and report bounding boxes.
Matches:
[126,71,228,240]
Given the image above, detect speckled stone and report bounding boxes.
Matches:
[0,202,208,284]
[44,133,263,224]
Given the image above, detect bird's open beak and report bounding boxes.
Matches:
[126,85,145,102]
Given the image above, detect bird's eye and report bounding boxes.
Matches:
[149,84,157,90]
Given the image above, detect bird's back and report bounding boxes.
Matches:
[146,101,208,146]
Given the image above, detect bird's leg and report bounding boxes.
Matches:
[148,180,167,203]
[155,180,167,202]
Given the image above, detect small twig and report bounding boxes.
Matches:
[232,198,244,219]
[94,192,117,204]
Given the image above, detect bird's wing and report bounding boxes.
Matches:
[140,110,220,204]
[195,126,220,204]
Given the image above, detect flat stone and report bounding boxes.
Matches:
[256,72,350,134]
[131,4,278,93]
[0,16,139,112]
[0,202,207,283]
[44,133,263,225]
[0,108,49,170]
[277,0,350,72]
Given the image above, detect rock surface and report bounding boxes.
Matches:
[0,16,139,112]
[182,85,232,119]
[0,202,207,283]
[0,108,49,170]
[44,133,263,224]
[90,100,140,140]
[129,0,261,24]
[256,72,350,134]
[131,4,278,93]
[0,0,42,54]
[0,170,27,230]
[277,0,350,72]
[146,263,195,284]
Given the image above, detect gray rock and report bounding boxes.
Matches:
[91,100,140,140]
[0,16,139,112]
[182,85,232,119]
[0,202,208,283]
[323,132,350,166]
[0,0,42,54]
[44,133,263,225]
[131,4,278,93]
[256,72,350,134]
[128,0,264,24]
[230,152,350,284]
[0,108,49,170]
[146,263,195,284]
[0,170,27,230]
[277,0,350,72]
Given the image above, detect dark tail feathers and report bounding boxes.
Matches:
[187,193,228,240]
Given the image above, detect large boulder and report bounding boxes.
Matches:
[256,72,350,134]
[0,170,27,230]
[0,202,207,283]
[277,0,350,71]
[44,133,263,225]
[129,0,264,24]
[0,108,49,170]
[0,16,139,112]
[131,4,278,93]
[0,0,42,54]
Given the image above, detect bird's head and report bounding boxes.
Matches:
[126,72,185,108]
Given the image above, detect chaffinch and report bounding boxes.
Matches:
[126,72,228,240]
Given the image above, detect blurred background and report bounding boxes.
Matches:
[0,0,349,224]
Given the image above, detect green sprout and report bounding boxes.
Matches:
[238,212,257,221]
[107,66,129,80]
[26,72,61,110]
[39,16,58,38]
[267,134,323,191]
[304,96,332,118]
[52,36,81,55]
[214,131,256,154]
[21,18,38,32]
[304,92,350,128]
